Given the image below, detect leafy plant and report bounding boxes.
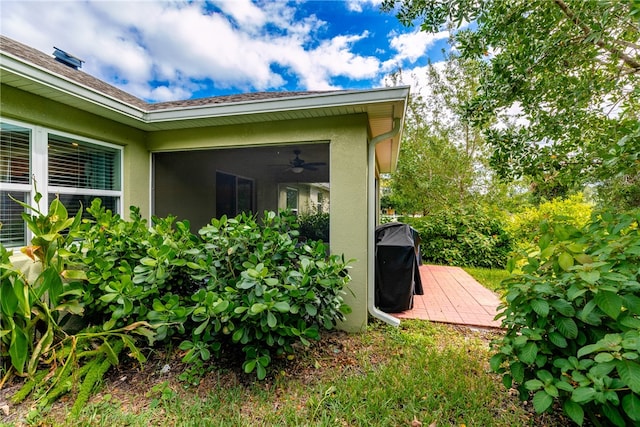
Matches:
[181,211,352,379]
[297,210,330,243]
[402,206,513,268]
[491,209,640,426]
[506,193,593,252]
[1,193,152,412]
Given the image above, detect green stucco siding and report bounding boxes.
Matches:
[0,84,150,218]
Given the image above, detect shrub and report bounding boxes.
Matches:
[180,211,352,379]
[73,205,352,380]
[297,210,330,243]
[506,193,593,251]
[491,210,640,426]
[401,207,513,269]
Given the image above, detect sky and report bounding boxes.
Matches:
[0,0,453,102]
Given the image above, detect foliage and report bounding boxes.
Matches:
[3,195,352,417]
[180,211,352,380]
[73,199,199,339]
[491,210,640,426]
[506,193,593,251]
[382,0,640,207]
[297,210,330,243]
[401,206,513,268]
[0,194,150,412]
[386,55,500,215]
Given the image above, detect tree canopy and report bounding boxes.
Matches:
[382,0,640,207]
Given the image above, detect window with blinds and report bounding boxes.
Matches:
[48,134,121,191]
[0,191,28,247]
[0,120,123,248]
[1,124,31,185]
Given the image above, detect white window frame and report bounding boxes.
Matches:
[0,117,124,248]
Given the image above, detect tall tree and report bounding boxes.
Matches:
[382,0,640,207]
[386,55,499,214]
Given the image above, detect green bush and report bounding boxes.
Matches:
[491,210,640,426]
[297,211,330,243]
[506,193,593,251]
[4,197,352,413]
[181,211,351,379]
[401,207,513,269]
[72,204,351,380]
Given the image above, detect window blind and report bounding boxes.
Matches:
[48,135,121,191]
[0,191,27,247]
[0,126,31,184]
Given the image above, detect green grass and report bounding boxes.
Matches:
[463,267,511,293]
[12,320,560,426]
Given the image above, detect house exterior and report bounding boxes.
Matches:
[0,35,409,331]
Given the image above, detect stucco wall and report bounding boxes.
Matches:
[148,115,371,331]
[0,85,150,218]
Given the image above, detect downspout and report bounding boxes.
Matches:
[368,118,402,327]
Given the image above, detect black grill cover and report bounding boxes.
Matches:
[374,222,423,313]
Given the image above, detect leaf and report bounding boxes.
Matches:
[548,331,568,348]
[305,303,318,317]
[595,291,622,320]
[578,270,600,285]
[9,326,28,374]
[550,299,575,317]
[531,299,549,317]
[616,360,640,393]
[273,301,290,313]
[101,340,119,366]
[519,342,538,364]
[622,393,640,422]
[558,252,574,271]
[556,317,578,339]
[267,311,277,328]
[525,379,543,391]
[243,359,256,374]
[0,279,17,316]
[602,403,626,427]
[563,399,584,426]
[572,387,596,403]
[532,390,553,413]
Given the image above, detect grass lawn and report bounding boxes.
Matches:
[463,267,511,293]
[2,319,568,426]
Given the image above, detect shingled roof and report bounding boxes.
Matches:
[0,35,333,111]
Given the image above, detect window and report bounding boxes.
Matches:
[215,172,254,218]
[286,187,299,215]
[0,119,123,248]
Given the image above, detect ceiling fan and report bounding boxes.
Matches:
[286,150,326,173]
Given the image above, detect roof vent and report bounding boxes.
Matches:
[53,47,84,70]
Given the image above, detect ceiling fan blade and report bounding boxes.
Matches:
[303,162,326,167]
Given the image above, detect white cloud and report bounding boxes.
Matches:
[388,28,450,64]
[346,0,383,13]
[0,0,434,101]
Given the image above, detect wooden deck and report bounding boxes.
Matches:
[390,265,503,328]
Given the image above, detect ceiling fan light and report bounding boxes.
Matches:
[291,166,304,174]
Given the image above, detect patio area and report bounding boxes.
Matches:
[390,264,503,329]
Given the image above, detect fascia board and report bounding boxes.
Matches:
[1,52,146,121]
[144,86,411,123]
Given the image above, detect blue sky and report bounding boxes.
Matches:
[0,0,452,102]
